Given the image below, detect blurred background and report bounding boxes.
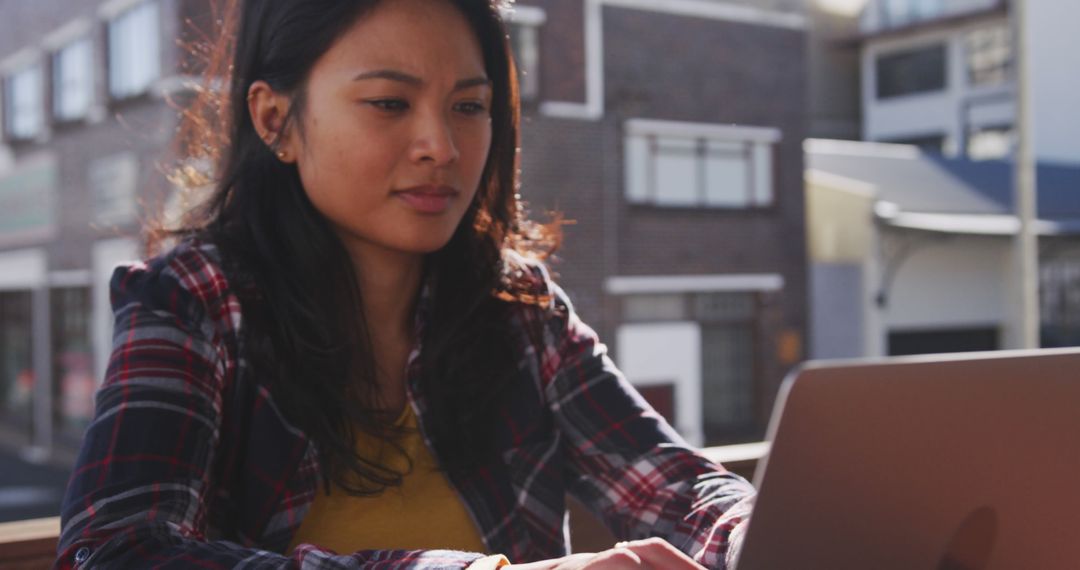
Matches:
[0,0,1077,526]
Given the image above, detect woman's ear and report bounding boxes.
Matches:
[247,80,296,163]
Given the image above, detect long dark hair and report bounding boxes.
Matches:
[161,0,559,496]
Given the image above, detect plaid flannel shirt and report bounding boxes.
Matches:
[56,240,755,569]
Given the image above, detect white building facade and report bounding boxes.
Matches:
[859,0,1080,164]
[806,138,1080,359]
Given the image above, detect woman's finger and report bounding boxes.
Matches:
[579,547,652,569]
[613,537,706,570]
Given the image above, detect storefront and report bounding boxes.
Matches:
[0,255,139,452]
[0,154,102,453]
[0,290,33,434]
[0,285,95,442]
[608,273,789,447]
[52,285,95,438]
[0,248,49,451]
[0,148,143,457]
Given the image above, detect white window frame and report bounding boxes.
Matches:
[52,37,95,122]
[107,0,161,100]
[4,63,45,141]
[624,119,780,209]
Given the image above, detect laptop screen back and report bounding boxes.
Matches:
[735,348,1080,570]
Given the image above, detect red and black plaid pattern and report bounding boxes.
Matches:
[56,241,754,569]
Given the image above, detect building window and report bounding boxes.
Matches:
[882,0,943,28]
[693,292,758,442]
[504,5,545,103]
[966,125,1012,160]
[508,20,542,102]
[883,133,946,154]
[701,322,756,442]
[107,0,161,100]
[966,24,1012,87]
[1041,257,1080,348]
[52,287,94,434]
[53,38,94,122]
[876,43,946,99]
[625,120,779,208]
[4,64,45,141]
[623,294,686,322]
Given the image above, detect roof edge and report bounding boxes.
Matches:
[835,2,1007,47]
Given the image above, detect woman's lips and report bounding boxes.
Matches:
[394,185,459,214]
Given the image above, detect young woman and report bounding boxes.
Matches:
[56,0,756,568]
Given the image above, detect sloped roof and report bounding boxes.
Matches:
[931,158,1080,221]
[806,139,1080,225]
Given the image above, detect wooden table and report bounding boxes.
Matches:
[0,443,768,568]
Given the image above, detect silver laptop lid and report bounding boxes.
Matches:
[735,348,1080,570]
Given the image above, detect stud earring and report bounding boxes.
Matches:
[277,150,287,160]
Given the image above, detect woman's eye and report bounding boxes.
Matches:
[368,99,409,112]
[455,101,489,116]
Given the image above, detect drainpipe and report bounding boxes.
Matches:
[1011,0,1039,349]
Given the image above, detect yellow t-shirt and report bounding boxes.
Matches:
[288,404,488,555]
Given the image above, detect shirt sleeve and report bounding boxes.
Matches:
[55,258,486,570]
[542,282,756,570]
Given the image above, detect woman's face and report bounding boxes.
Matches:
[285,0,493,259]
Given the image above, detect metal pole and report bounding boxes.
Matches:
[29,284,53,461]
[1012,0,1039,348]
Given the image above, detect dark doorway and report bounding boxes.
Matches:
[888,327,999,356]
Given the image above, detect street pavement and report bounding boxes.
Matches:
[0,445,72,523]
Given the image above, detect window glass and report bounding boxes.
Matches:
[704,140,748,207]
[697,292,758,442]
[883,133,946,153]
[655,137,700,206]
[883,0,942,27]
[54,38,94,121]
[1041,258,1080,347]
[701,323,756,443]
[625,127,777,209]
[509,22,541,102]
[52,287,94,434]
[967,126,1012,160]
[966,25,1012,87]
[625,135,650,202]
[623,294,686,322]
[876,44,947,99]
[752,143,773,206]
[108,1,161,99]
[913,0,942,19]
[693,292,756,322]
[5,64,45,140]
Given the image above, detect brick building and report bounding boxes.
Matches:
[0,0,213,455]
[515,0,808,445]
[0,0,808,458]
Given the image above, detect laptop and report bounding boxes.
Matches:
[733,348,1080,570]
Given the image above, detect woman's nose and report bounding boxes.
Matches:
[410,115,460,166]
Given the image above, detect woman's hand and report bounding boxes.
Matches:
[505,538,707,569]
